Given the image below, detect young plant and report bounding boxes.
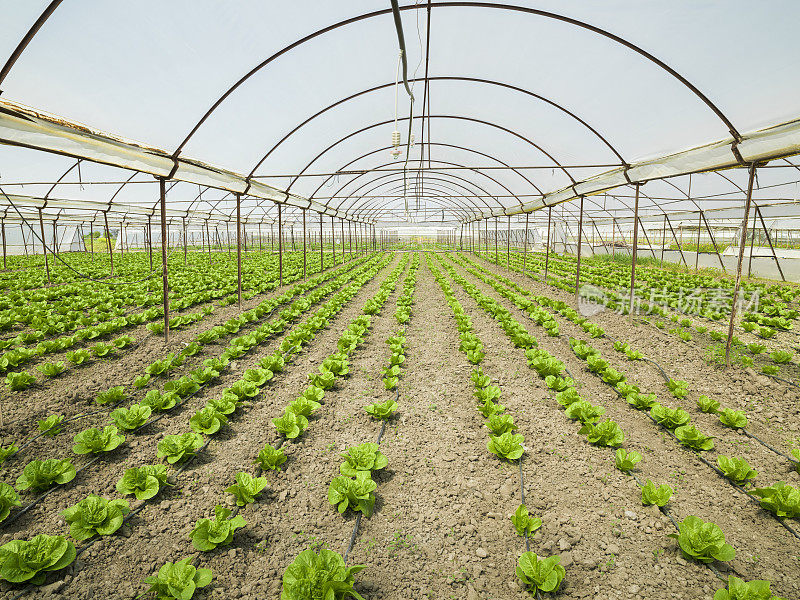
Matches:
[485,413,516,436]
[116,464,170,500]
[650,404,691,429]
[565,401,605,424]
[614,448,642,473]
[510,504,542,537]
[328,471,377,516]
[255,443,287,471]
[487,432,525,461]
[0,482,21,522]
[72,425,125,454]
[225,472,268,507]
[272,409,308,439]
[16,459,76,492]
[288,395,321,418]
[95,386,126,405]
[696,395,720,414]
[142,389,178,412]
[516,552,566,595]
[579,420,625,447]
[110,404,152,431]
[36,361,66,378]
[0,534,76,585]
[5,371,36,391]
[280,548,365,600]
[143,557,212,599]
[713,575,784,600]
[60,495,130,540]
[38,414,64,437]
[189,406,228,435]
[364,398,398,420]
[668,515,735,563]
[190,505,247,551]
[674,425,715,451]
[718,408,748,429]
[751,482,800,519]
[627,392,658,411]
[641,480,673,507]
[157,432,204,464]
[769,350,793,364]
[66,349,91,365]
[716,456,758,485]
[340,443,389,477]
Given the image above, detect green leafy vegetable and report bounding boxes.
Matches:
[116,464,170,500]
[61,495,130,540]
[641,480,673,506]
[38,414,64,437]
[516,552,566,594]
[713,575,786,600]
[0,534,76,585]
[72,425,125,454]
[579,420,624,447]
[272,409,308,439]
[95,386,126,405]
[190,505,247,551]
[280,548,365,600]
[364,398,397,420]
[674,425,715,451]
[110,404,152,431]
[615,448,642,473]
[718,408,748,429]
[143,557,212,599]
[328,471,377,516]
[487,432,525,460]
[255,444,287,471]
[0,482,21,522]
[340,443,389,477]
[650,404,691,429]
[668,515,735,563]
[716,456,757,485]
[16,458,76,491]
[697,395,720,413]
[511,504,542,537]
[225,472,268,507]
[189,406,228,435]
[5,371,36,391]
[751,482,800,519]
[157,432,204,464]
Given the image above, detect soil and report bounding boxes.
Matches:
[0,250,798,600]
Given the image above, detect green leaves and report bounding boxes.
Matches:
[364,398,397,420]
[328,471,377,516]
[5,370,35,391]
[713,575,785,600]
[717,456,757,485]
[339,443,388,477]
[650,404,691,429]
[770,350,793,364]
[16,459,76,492]
[95,385,126,405]
[511,505,542,537]
[666,379,689,399]
[72,425,125,454]
[565,400,605,424]
[578,420,624,447]
[272,409,308,439]
[189,406,228,435]
[255,444,287,471]
[287,395,321,418]
[697,395,720,413]
[668,515,735,563]
[116,464,169,500]
[614,448,642,473]
[751,482,800,519]
[516,552,566,594]
[142,389,178,412]
[61,495,130,540]
[36,361,66,378]
[157,432,204,464]
[674,425,715,451]
[66,349,91,365]
[626,392,658,411]
[0,482,21,522]
[485,414,516,436]
[225,472,268,507]
[38,414,64,437]
[280,548,366,600]
[718,408,748,429]
[110,404,152,430]
[487,432,525,461]
[0,534,76,585]
[190,505,246,551]
[144,557,212,599]
[641,480,673,506]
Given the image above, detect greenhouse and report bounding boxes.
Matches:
[0,2,798,599]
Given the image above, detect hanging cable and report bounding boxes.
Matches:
[389,0,415,213]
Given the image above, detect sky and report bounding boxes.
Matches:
[0,0,798,227]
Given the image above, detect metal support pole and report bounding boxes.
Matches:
[258,223,262,253]
[494,217,499,264]
[637,217,658,261]
[52,220,58,258]
[522,212,529,275]
[1,218,5,269]
[544,206,552,283]
[610,218,615,257]
[756,204,786,282]
[726,165,757,366]
[182,217,188,266]
[38,208,50,283]
[331,216,336,265]
[159,178,170,344]
[506,215,511,269]
[665,215,688,267]
[340,218,345,260]
[348,220,352,257]
[103,211,114,276]
[278,203,283,286]
[575,196,584,303]
[320,214,324,269]
[661,216,666,267]
[485,218,488,255]
[148,217,153,269]
[302,209,307,279]
[695,211,701,270]
[747,206,756,278]
[628,184,641,320]
[700,212,725,270]
[90,220,94,262]
[236,194,242,307]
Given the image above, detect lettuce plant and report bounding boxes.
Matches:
[157,432,204,464]
[761,365,780,376]
[143,557,212,599]
[16,459,76,492]
[650,404,691,429]
[474,385,501,404]
[226,380,259,400]
[511,504,541,537]
[288,396,321,418]
[225,472,268,506]
[73,425,125,454]
[206,394,239,416]
[697,395,720,413]
[280,548,365,600]
[718,409,748,429]
[471,368,491,389]
[666,379,689,399]
[579,420,624,447]
[713,575,786,600]
[191,367,219,385]
[110,404,152,431]
[116,464,170,500]
[751,482,800,519]
[615,382,640,397]
[66,349,91,365]
[675,425,715,451]
[340,443,388,477]
[545,376,574,392]
[0,444,18,466]
[256,444,287,471]
[272,409,308,439]
[322,354,350,377]
[364,398,397,420]
[770,350,793,364]
[243,367,273,387]
[626,392,658,411]
[190,505,246,551]
[95,386,126,405]
[309,369,335,390]
[61,495,130,540]
[0,482,21,522]
[36,362,66,378]
[516,552,566,594]
[38,414,64,437]
[5,371,36,391]
[615,449,642,473]
[189,406,228,435]
[641,480,673,506]
[565,400,606,424]
[487,432,525,460]
[601,367,626,386]
[555,387,581,408]
[717,456,757,485]
[328,471,377,516]
[668,515,735,563]
[485,414,516,436]
[0,534,76,585]
[164,376,200,399]
[142,390,178,412]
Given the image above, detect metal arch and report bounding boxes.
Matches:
[306,142,544,207]
[0,0,64,90]
[351,185,480,222]
[281,114,578,202]
[325,157,528,215]
[247,76,627,178]
[168,2,742,159]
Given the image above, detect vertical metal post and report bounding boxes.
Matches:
[148,217,153,269]
[665,215,688,267]
[320,214,324,270]
[611,218,616,257]
[726,165,757,366]
[331,216,336,265]
[628,184,641,320]
[661,216,666,267]
[90,220,94,262]
[695,211,701,270]
[575,196,584,303]
[485,218,488,255]
[544,206,552,283]
[159,178,170,343]
[747,206,756,278]
[1,218,6,269]
[258,222,263,253]
[506,215,511,269]
[270,223,274,254]
[301,209,307,279]
[494,217,499,264]
[340,218,345,260]
[278,203,283,286]
[522,212,529,275]
[38,208,50,283]
[52,220,58,258]
[103,211,114,276]
[755,204,785,282]
[236,194,242,307]
[204,220,212,264]
[182,217,188,266]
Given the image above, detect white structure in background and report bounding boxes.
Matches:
[0,220,84,255]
